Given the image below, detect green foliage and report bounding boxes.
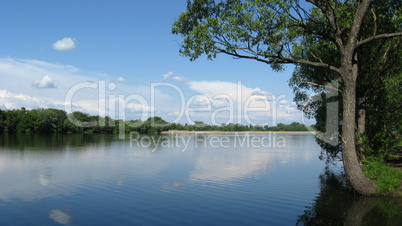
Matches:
[365,72,402,159]
[363,158,402,194]
[172,0,306,71]
[136,117,170,134]
[0,108,312,135]
[268,122,308,131]
[286,0,402,163]
[169,121,310,132]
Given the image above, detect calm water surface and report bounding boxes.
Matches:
[0,133,401,225]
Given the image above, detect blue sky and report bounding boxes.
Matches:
[0,0,312,126]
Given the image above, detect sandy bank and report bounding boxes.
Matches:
[161,130,316,134]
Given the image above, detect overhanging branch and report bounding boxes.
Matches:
[297,79,342,92]
[357,32,402,48]
[217,48,340,73]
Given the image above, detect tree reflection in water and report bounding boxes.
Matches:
[297,168,402,225]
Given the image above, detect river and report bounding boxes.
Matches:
[0,133,401,225]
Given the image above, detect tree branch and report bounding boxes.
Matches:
[297,79,342,92]
[371,8,377,37]
[295,22,337,44]
[357,32,402,47]
[348,0,371,48]
[294,59,340,73]
[218,48,340,73]
[307,0,344,49]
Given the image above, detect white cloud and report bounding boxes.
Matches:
[0,90,67,110]
[173,76,187,82]
[0,58,159,119]
[0,89,155,118]
[32,75,58,88]
[188,81,249,101]
[117,77,127,83]
[161,72,187,82]
[126,102,154,112]
[0,57,100,101]
[251,88,272,97]
[0,58,77,79]
[162,71,173,80]
[52,37,76,51]
[186,80,303,125]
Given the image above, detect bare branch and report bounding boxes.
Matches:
[357,32,402,47]
[297,79,342,92]
[371,9,377,37]
[217,48,340,73]
[294,59,340,73]
[310,52,324,63]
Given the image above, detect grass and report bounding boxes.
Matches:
[363,158,402,195]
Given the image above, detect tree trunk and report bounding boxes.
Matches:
[338,0,378,195]
[341,70,377,195]
[356,96,367,163]
[357,97,366,134]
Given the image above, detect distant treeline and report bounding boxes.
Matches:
[0,108,312,134]
[169,120,311,132]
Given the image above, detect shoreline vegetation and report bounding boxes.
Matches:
[0,108,315,135]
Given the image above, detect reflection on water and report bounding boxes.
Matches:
[297,168,402,225]
[0,133,401,225]
[49,209,72,225]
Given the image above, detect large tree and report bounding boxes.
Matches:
[289,1,402,163]
[172,0,402,195]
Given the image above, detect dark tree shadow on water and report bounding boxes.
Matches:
[297,168,402,225]
[0,133,117,151]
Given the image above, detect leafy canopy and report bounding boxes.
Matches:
[173,0,402,72]
[173,0,310,70]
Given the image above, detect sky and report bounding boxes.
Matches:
[0,0,314,126]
